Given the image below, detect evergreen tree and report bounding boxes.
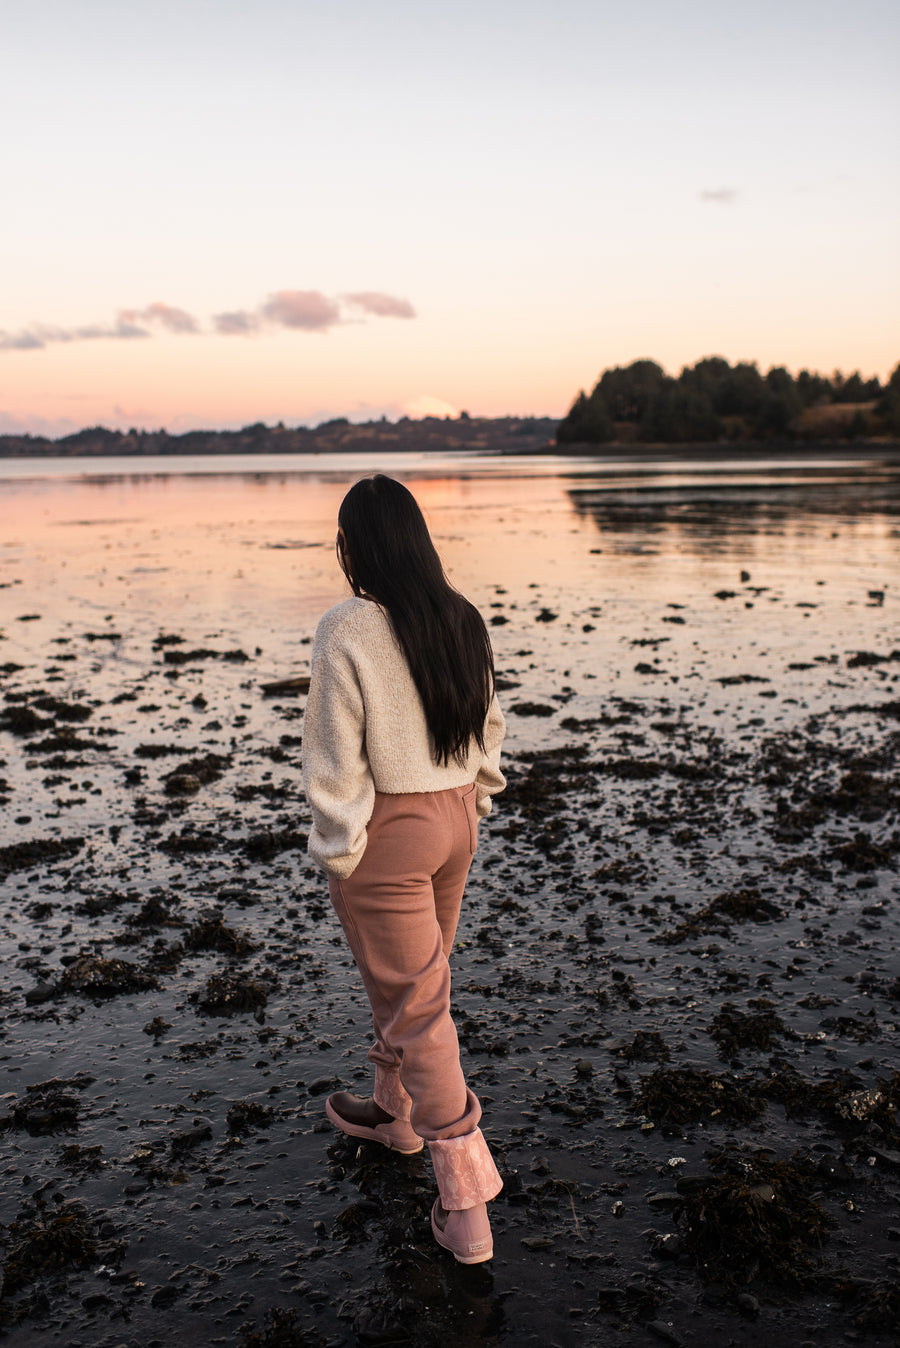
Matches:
[876,363,900,435]
[594,360,669,421]
[641,387,722,442]
[556,390,614,444]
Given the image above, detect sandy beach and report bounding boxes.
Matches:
[1,451,898,1347]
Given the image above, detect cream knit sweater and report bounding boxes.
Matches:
[302,596,506,878]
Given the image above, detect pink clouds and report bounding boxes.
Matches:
[261,290,342,331]
[1,288,417,351]
[212,310,261,336]
[344,291,416,319]
[214,288,416,336]
[119,302,201,334]
[0,316,147,351]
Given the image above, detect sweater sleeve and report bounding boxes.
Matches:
[302,619,375,878]
[475,691,506,818]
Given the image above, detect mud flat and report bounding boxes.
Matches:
[1,459,899,1347]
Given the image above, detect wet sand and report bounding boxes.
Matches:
[1,455,899,1347]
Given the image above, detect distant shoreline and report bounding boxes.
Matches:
[1,413,898,464]
[2,443,898,463]
[518,438,900,461]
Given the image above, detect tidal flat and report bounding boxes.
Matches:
[0,451,898,1347]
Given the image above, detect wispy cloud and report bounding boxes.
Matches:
[344,291,416,319]
[2,288,417,352]
[212,310,261,336]
[699,188,739,205]
[0,407,84,435]
[0,317,147,351]
[119,302,200,334]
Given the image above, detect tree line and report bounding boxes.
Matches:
[0,414,558,458]
[557,357,900,445]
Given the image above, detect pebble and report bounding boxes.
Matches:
[646,1320,685,1346]
[24,982,57,1004]
[646,1191,681,1207]
[651,1233,683,1259]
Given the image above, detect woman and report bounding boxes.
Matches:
[302,474,506,1264]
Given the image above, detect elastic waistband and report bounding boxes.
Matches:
[373,783,475,803]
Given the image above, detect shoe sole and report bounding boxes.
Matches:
[324,1097,424,1154]
[430,1202,494,1264]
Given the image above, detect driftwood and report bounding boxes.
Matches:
[259,675,310,697]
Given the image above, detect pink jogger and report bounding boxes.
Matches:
[327,783,502,1210]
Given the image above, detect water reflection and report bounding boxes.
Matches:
[2,453,897,641]
[568,469,900,553]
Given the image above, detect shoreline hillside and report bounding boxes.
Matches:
[3,412,900,464]
[557,356,900,448]
[0,415,558,460]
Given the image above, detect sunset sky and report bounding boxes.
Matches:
[2,0,898,435]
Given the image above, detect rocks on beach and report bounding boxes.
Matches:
[0,549,898,1346]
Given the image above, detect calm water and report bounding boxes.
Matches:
[1,449,897,736]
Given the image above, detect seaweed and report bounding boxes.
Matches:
[184,912,257,955]
[0,836,85,876]
[0,1201,106,1304]
[676,1147,836,1288]
[240,1306,328,1347]
[638,1067,766,1126]
[192,971,271,1015]
[161,751,233,792]
[226,1100,276,1134]
[762,1064,864,1122]
[614,1030,671,1063]
[0,1076,94,1135]
[707,1000,787,1057]
[57,952,158,999]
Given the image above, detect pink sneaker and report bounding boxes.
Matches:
[431,1198,494,1264]
[325,1092,424,1155]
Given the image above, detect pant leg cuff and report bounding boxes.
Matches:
[428,1127,503,1209]
[373,1066,413,1122]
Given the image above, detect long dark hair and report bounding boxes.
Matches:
[337,474,494,766]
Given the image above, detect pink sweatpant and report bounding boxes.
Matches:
[328,783,483,1141]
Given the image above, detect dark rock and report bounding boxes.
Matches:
[646,1320,685,1346]
[307,1077,341,1096]
[24,982,57,1005]
[170,1119,213,1155]
[150,1284,181,1307]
